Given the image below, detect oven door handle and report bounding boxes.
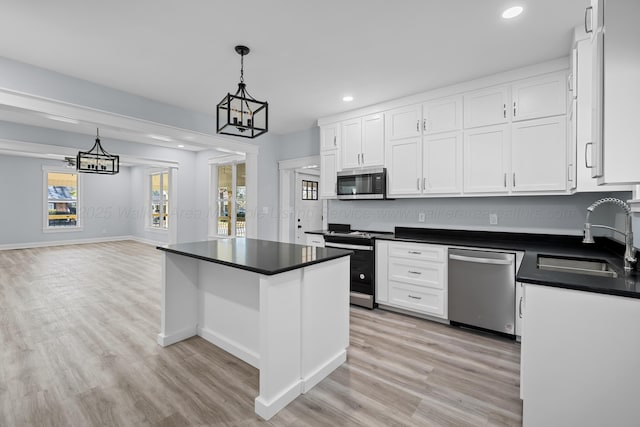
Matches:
[325,242,373,251]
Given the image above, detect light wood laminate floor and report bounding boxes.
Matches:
[0,241,522,426]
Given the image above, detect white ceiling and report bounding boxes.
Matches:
[0,0,588,137]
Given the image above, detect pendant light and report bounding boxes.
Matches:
[216,45,268,139]
[76,128,119,174]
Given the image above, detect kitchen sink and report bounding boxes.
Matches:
[537,256,618,278]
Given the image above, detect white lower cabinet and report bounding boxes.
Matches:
[376,240,447,319]
[320,149,339,198]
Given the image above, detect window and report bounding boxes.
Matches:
[44,168,81,231]
[150,171,169,229]
[214,162,246,237]
[302,180,318,200]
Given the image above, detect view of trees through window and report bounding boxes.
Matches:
[151,171,169,229]
[217,162,246,236]
[47,172,78,228]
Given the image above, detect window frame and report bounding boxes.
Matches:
[42,165,83,233]
[146,169,170,232]
[209,156,247,238]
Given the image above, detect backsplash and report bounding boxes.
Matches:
[327,192,632,236]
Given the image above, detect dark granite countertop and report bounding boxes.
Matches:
[375,227,640,299]
[157,238,352,276]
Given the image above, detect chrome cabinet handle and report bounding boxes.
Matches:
[333,135,337,146]
[503,173,507,187]
[567,164,573,182]
[503,104,506,118]
[408,270,422,275]
[408,251,422,255]
[361,153,364,164]
[408,295,422,300]
[519,296,523,318]
[423,118,427,132]
[585,6,593,34]
[357,153,361,164]
[585,142,593,168]
[416,120,419,132]
[416,178,420,190]
[513,101,517,117]
[513,172,516,187]
[423,177,427,190]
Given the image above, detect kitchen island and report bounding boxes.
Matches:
[156,238,352,420]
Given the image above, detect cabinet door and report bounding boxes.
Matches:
[320,149,339,198]
[463,86,509,128]
[385,104,421,140]
[511,116,567,192]
[386,138,422,196]
[361,113,384,167]
[423,95,462,134]
[511,72,567,122]
[463,125,510,193]
[320,123,340,150]
[423,131,462,195]
[340,118,362,169]
[375,241,389,303]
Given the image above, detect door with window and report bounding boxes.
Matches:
[214,162,246,237]
[150,171,169,229]
[295,172,323,243]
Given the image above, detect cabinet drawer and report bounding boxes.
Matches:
[388,259,445,290]
[389,282,446,318]
[388,242,446,262]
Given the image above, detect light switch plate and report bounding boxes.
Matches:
[418,212,426,222]
[490,213,498,225]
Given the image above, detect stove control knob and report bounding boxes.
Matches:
[359,273,365,280]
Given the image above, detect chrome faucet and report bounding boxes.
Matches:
[583,197,637,272]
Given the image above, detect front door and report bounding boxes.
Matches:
[295,172,323,243]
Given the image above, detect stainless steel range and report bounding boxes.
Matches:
[323,224,388,309]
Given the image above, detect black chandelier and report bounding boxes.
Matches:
[217,45,268,139]
[76,128,119,174]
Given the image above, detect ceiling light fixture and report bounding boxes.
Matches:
[502,6,523,19]
[217,45,268,139]
[342,95,354,102]
[76,128,119,175]
[177,144,185,148]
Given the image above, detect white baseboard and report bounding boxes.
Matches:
[254,380,303,421]
[157,326,197,347]
[198,326,260,368]
[301,349,347,393]
[0,234,167,251]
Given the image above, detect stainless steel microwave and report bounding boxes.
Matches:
[336,168,387,200]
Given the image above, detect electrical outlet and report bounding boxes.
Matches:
[489,213,498,225]
[418,212,426,222]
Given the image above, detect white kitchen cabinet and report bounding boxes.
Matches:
[463,125,510,193]
[423,95,463,134]
[320,123,340,150]
[511,72,567,122]
[511,116,567,192]
[463,85,509,129]
[589,0,640,184]
[319,148,339,198]
[521,284,640,426]
[376,240,448,319]
[305,233,325,247]
[340,114,384,169]
[386,137,421,196]
[385,104,421,140]
[423,131,462,194]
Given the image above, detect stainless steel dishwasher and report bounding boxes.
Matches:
[448,248,516,336]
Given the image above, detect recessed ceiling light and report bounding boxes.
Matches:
[45,114,79,124]
[148,134,172,142]
[177,144,185,148]
[342,95,354,102]
[502,6,523,19]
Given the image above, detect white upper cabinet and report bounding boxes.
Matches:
[320,123,340,150]
[386,137,422,196]
[464,86,509,129]
[511,116,567,192]
[463,125,510,193]
[423,96,463,134]
[423,131,463,194]
[361,113,385,167]
[340,118,362,169]
[385,104,421,140]
[340,114,384,169]
[511,72,567,122]
[320,149,339,198]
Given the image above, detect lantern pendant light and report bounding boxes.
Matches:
[76,128,119,174]
[216,45,268,138]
